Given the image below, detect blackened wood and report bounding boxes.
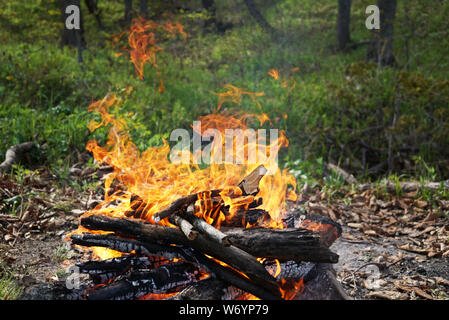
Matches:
[152,189,222,222]
[79,215,280,296]
[243,0,276,34]
[167,277,228,300]
[71,232,281,300]
[181,211,227,245]
[71,233,186,261]
[85,263,199,300]
[220,208,271,227]
[222,227,339,263]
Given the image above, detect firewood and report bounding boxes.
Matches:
[220,208,271,227]
[76,255,167,284]
[167,277,229,300]
[222,227,339,263]
[152,189,222,223]
[169,214,199,240]
[180,211,227,245]
[71,232,281,300]
[84,263,200,300]
[152,165,267,223]
[79,215,281,297]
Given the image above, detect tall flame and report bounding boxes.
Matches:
[84,85,296,230]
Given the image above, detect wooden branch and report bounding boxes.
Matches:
[326,162,358,185]
[152,189,222,223]
[0,142,35,172]
[220,208,271,228]
[169,214,198,240]
[84,263,199,300]
[79,215,280,297]
[181,211,227,245]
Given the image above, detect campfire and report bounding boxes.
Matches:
[65,92,345,300]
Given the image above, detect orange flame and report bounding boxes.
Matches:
[115,16,186,80]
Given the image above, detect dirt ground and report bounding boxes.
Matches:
[1,170,449,300]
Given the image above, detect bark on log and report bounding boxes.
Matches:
[167,277,229,300]
[79,215,280,296]
[169,214,199,240]
[220,208,271,228]
[152,189,222,222]
[84,263,199,300]
[222,227,339,263]
[71,232,281,300]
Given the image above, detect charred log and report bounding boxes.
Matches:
[222,227,339,263]
[77,216,281,297]
[83,263,200,300]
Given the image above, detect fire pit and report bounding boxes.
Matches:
[51,94,349,300]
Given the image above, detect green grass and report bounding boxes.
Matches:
[0,0,448,186]
[0,262,23,300]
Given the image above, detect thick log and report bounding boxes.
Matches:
[167,277,229,300]
[222,227,339,263]
[76,255,165,284]
[84,263,199,300]
[220,208,271,228]
[71,233,186,261]
[79,215,281,297]
[71,232,281,300]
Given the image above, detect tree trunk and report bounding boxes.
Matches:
[336,0,351,51]
[243,0,276,34]
[202,0,217,29]
[139,0,148,18]
[367,0,397,67]
[124,0,133,23]
[60,0,85,48]
[84,0,103,29]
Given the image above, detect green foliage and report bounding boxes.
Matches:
[0,0,448,184]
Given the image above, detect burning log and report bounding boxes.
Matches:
[222,227,339,263]
[71,233,281,300]
[237,165,267,196]
[79,215,281,297]
[152,165,267,223]
[76,255,168,284]
[220,208,271,227]
[82,263,200,300]
[167,277,229,300]
[152,189,222,223]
